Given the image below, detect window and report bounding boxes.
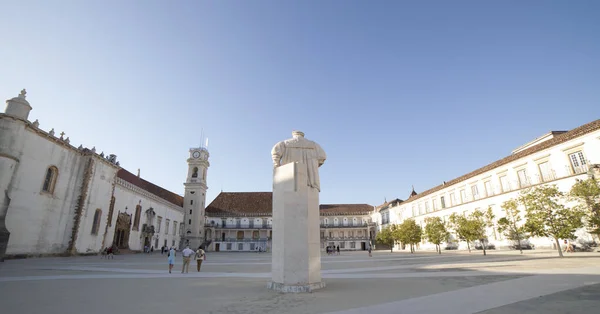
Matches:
[252,230,259,239]
[329,231,333,238]
[320,231,325,239]
[165,219,170,235]
[190,200,193,205]
[189,209,192,215]
[173,221,177,235]
[471,185,479,200]
[517,169,529,188]
[349,231,354,237]
[340,231,344,238]
[538,162,553,182]
[133,205,142,231]
[425,201,431,213]
[484,181,493,197]
[237,243,243,250]
[350,242,356,248]
[418,203,423,215]
[42,166,58,194]
[156,217,162,233]
[432,199,438,211]
[412,205,416,217]
[250,243,255,251]
[460,189,467,203]
[226,243,232,250]
[91,209,102,235]
[568,151,587,174]
[440,196,446,208]
[188,219,191,225]
[449,193,456,206]
[500,175,510,192]
[192,167,198,178]
[340,242,345,249]
[237,231,244,239]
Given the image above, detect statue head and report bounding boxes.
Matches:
[292,130,305,138]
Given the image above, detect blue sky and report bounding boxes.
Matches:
[1,1,599,206]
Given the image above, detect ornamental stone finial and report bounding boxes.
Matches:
[19,89,26,99]
[49,128,55,136]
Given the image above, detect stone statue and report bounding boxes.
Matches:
[19,89,26,98]
[271,131,326,191]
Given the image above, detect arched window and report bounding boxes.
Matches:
[91,209,102,235]
[133,205,142,231]
[192,167,198,178]
[41,166,58,194]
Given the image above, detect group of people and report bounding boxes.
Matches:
[326,245,340,255]
[167,245,206,274]
[100,246,115,259]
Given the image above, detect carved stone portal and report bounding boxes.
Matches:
[113,212,132,249]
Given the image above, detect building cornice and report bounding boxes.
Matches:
[116,177,184,213]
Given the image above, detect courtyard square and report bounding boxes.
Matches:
[1,250,599,314]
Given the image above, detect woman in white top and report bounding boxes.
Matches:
[195,247,206,272]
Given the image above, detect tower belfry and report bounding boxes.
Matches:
[183,146,210,249]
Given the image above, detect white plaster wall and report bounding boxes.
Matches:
[109,184,184,251]
[5,127,89,254]
[74,158,118,253]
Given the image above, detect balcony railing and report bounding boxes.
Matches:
[320,223,370,228]
[205,224,272,229]
[215,238,270,243]
[321,237,370,241]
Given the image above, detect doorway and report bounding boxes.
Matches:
[113,212,132,249]
[361,242,366,251]
[215,243,220,252]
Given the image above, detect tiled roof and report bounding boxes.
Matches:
[402,119,600,204]
[117,169,184,207]
[206,192,273,216]
[205,192,373,216]
[320,204,374,215]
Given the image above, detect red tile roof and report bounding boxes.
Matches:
[401,119,600,204]
[205,192,373,216]
[117,169,184,207]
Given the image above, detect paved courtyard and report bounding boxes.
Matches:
[1,249,599,314]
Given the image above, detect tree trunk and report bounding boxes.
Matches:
[466,241,471,253]
[554,237,564,257]
[482,244,487,256]
[438,244,441,254]
[517,237,523,254]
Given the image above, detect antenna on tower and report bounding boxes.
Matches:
[199,128,204,149]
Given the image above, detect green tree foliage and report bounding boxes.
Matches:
[375,224,397,252]
[522,185,585,257]
[497,199,528,254]
[569,178,600,238]
[397,219,423,253]
[424,216,449,254]
[449,209,494,255]
[470,208,495,256]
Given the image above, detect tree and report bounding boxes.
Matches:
[397,219,422,253]
[448,213,472,252]
[522,185,585,257]
[424,217,449,254]
[375,225,397,252]
[497,199,528,254]
[470,208,495,256]
[569,178,600,239]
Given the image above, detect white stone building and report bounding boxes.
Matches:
[0,91,187,259]
[374,119,600,251]
[203,192,375,252]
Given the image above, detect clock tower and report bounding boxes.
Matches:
[183,147,209,249]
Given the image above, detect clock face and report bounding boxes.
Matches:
[192,151,200,159]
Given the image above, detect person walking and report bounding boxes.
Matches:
[181,246,195,273]
[368,245,372,257]
[195,247,206,272]
[336,245,340,255]
[167,247,176,273]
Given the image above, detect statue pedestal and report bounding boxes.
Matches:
[268,162,325,293]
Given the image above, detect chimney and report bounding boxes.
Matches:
[137,169,140,178]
